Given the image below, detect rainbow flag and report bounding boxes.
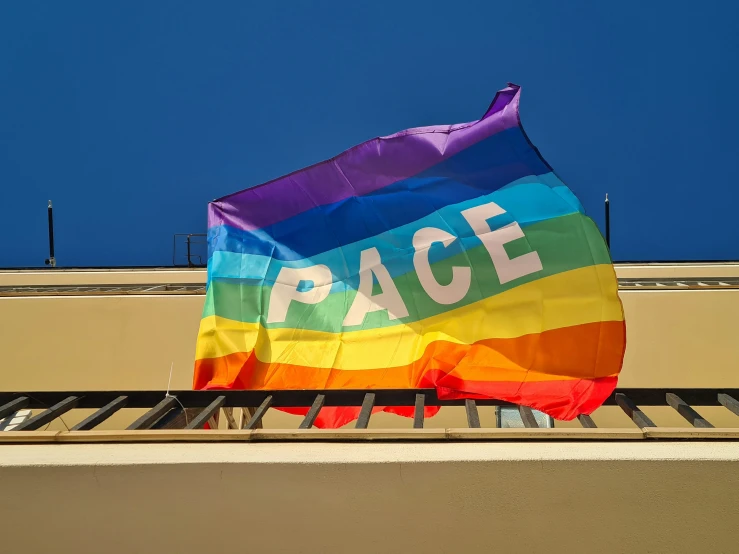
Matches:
[194,83,626,428]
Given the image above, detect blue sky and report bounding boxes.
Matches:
[1,1,737,267]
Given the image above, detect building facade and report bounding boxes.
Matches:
[1,264,738,552]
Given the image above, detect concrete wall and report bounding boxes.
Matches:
[1,441,738,554]
[1,267,738,553]
[1,265,739,429]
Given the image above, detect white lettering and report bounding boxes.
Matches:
[343,247,409,326]
[460,202,543,284]
[412,227,471,304]
[267,265,332,323]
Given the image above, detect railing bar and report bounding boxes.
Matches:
[244,396,272,429]
[577,414,598,428]
[184,396,226,430]
[666,392,714,428]
[355,393,375,429]
[299,394,325,429]
[0,397,30,421]
[615,393,656,428]
[413,393,425,429]
[150,407,185,429]
[465,399,481,428]
[126,396,178,430]
[3,389,739,411]
[15,396,80,431]
[240,407,256,428]
[150,408,204,430]
[718,393,739,417]
[142,285,166,292]
[149,404,197,429]
[518,406,539,428]
[222,407,238,429]
[71,396,128,431]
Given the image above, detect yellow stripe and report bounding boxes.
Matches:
[195,264,622,370]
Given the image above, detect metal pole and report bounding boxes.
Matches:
[186,234,193,268]
[45,200,56,267]
[604,193,610,250]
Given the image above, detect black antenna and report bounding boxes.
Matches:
[604,193,610,250]
[44,200,56,268]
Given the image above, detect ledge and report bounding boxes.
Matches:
[2,426,738,444]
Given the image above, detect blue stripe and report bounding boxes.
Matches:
[208,127,556,262]
[207,177,583,291]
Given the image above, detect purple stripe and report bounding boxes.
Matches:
[209,84,522,231]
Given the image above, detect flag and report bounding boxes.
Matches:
[193,83,626,428]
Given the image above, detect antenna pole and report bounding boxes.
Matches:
[604,193,610,250]
[45,200,56,268]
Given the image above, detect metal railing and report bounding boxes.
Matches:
[0,284,206,296]
[1,388,738,442]
[172,233,207,267]
[618,277,739,290]
[3,278,739,298]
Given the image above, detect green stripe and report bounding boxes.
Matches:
[203,212,611,331]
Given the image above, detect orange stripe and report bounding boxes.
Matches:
[193,320,625,391]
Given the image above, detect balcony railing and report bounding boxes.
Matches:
[3,278,739,297]
[1,388,738,443]
[172,233,207,267]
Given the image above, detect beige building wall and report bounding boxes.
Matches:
[1,264,738,429]
[1,441,739,554]
[1,267,739,554]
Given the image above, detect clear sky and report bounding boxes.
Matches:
[1,1,737,267]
